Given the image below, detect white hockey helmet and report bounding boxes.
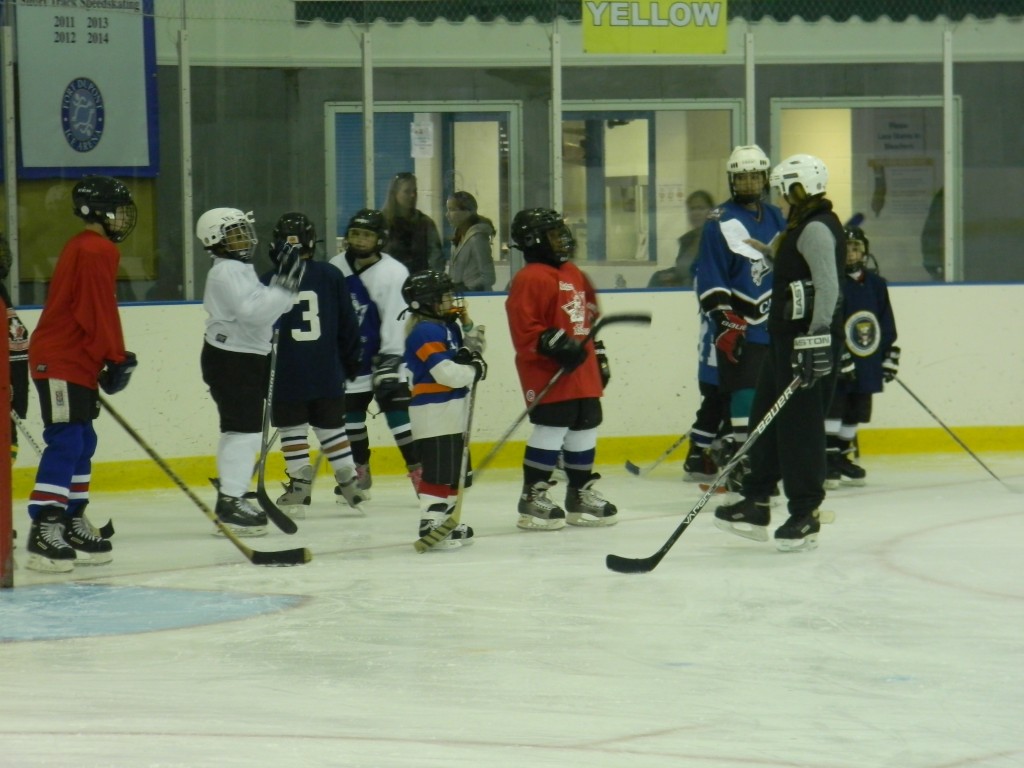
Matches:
[726,145,770,203]
[196,208,258,261]
[726,144,771,175]
[770,154,829,199]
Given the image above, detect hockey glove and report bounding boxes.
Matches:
[537,328,587,372]
[838,347,856,383]
[595,340,611,387]
[462,323,487,356]
[371,354,411,409]
[454,347,487,382]
[269,243,305,293]
[98,351,138,395]
[882,345,901,383]
[784,280,815,321]
[791,329,832,388]
[710,310,747,364]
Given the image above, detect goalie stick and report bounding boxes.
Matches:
[99,396,311,567]
[625,434,688,477]
[413,381,478,552]
[474,312,653,476]
[253,329,299,535]
[606,375,802,574]
[11,408,115,539]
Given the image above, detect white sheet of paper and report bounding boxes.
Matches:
[720,218,766,262]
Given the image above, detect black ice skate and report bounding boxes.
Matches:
[25,507,76,573]
[682,443,717,483]
[565,475,619,527]
[827,452,867,488]
[64,509,113,565]
[713,496,770,542]
[699,440,747,494]
[214,493,268,537]
[774,512,821,552]
[517,481,567,531]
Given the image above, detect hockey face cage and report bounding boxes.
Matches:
[402,271,464,322]
[72,176,138,243]
[727,145,770,204]
[510,208,575,264]
[219,218,258,261]
[197,208,258,262]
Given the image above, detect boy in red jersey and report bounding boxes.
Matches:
[24,176,138,573]
[505,208,617,531]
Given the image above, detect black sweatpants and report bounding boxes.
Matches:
[743,332,839,517]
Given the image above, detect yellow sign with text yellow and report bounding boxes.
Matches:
[582,1,728,54]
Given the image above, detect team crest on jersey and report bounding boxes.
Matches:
[750,258,772,287]
[560,287,589,334]
[7,311,28,351]
[845,309,881,357]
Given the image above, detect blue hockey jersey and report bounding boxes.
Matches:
[838,269,897,395]
[694,199,786,345]
[405,317,475,440]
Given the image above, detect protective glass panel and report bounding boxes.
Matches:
[778,104,945,283]
[332,109,512,290]
[562,109,734,290]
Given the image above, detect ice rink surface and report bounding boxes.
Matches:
[2,453,1023,768]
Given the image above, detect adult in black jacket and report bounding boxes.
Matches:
[713,154,844,552]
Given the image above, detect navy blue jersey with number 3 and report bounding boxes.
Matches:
[261,260,361,403]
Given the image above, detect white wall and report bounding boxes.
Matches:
[11,283,1024,465]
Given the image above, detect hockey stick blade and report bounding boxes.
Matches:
[99,397,311,567]
[98,519,115,539]
[625,435,688,478]
[250,546,313,567]
[607,376,802,574]
[252,329,299,534]
[894,376,1015,491]
[255,486,299,535]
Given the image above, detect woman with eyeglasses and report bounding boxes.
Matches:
[382,172,444,275]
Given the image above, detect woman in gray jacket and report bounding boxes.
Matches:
[445,191,496,292]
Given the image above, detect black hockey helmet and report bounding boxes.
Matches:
[72,175,137,243]
[346,208,387,256]
[844,225,870,274]
[401,270,464,321]
[510,208,575,266]
[271,211,316,264]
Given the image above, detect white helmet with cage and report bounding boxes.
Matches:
[726,145,771,203]
[196,208,258,261]
[770,154,829,199]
